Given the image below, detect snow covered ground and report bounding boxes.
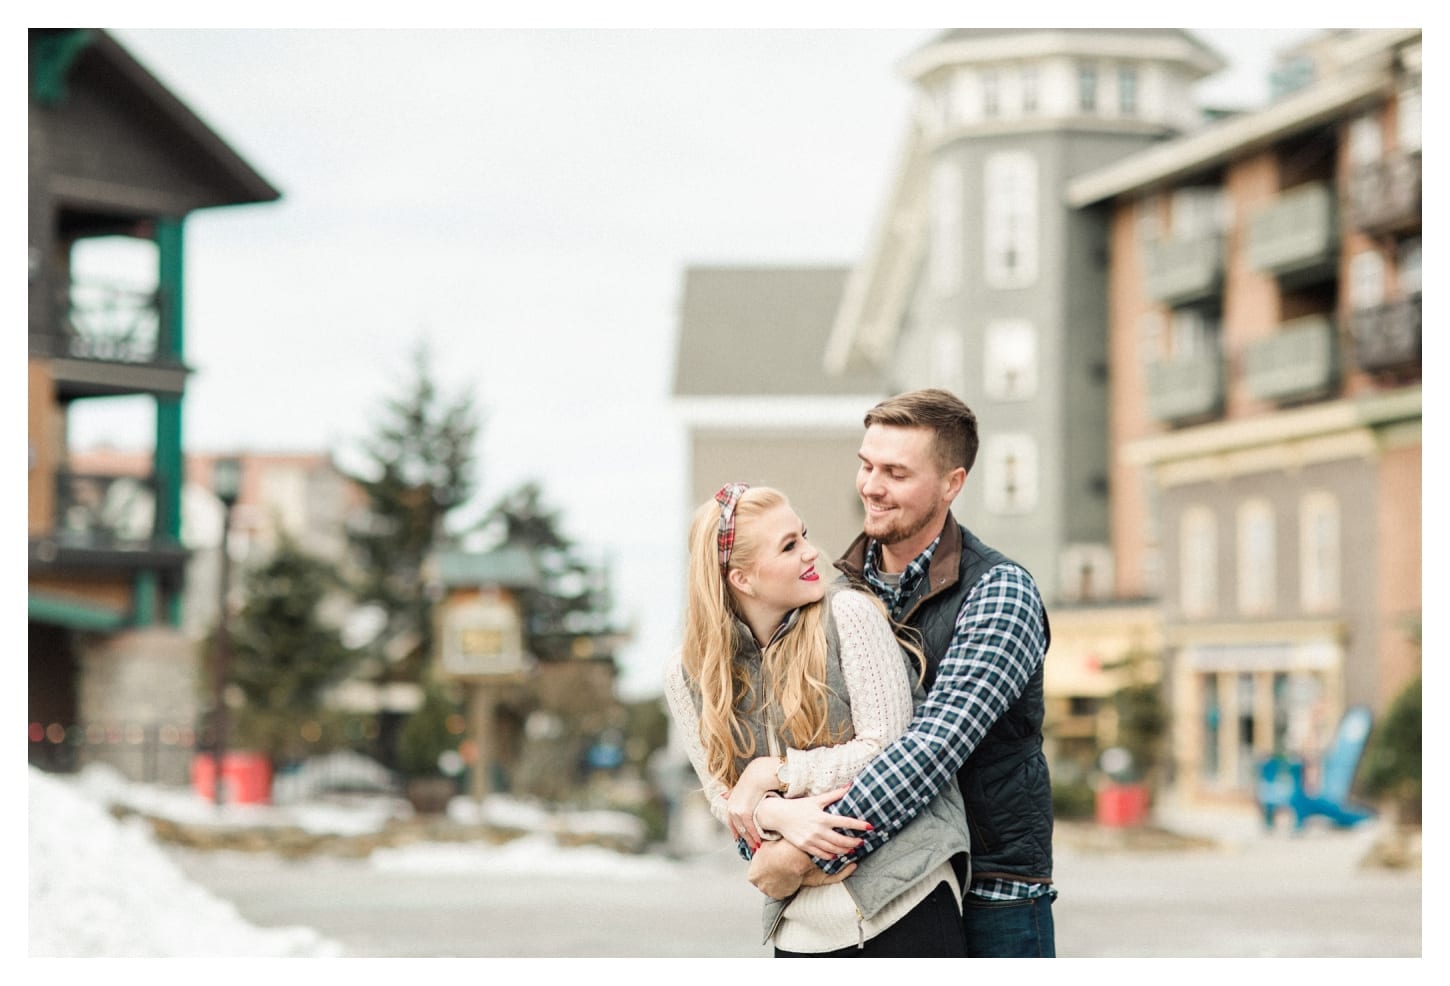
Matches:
[27,762,684,957]
[28,766,343,957]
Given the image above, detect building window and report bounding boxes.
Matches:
[1078,63,1099,112]
[1021,66,1039,114]
[984,151,1038,288]
[1348,113,1382,166]
[1118,65,1139,115]
[1059,543,1114,602]
[1299,492,1340,612]
[1169,186,1227,238]
[1201,673,1221,780]
[1136,195,1163,244]
[1235,672,1257,788]
[1349,250,1386,311]
[983,434,1038,514]
[1142,477,1163,594]
[929,161,963,295]
[930,328,965,395]
[1181,505,1217,617]
[1398,83,1421,151]
[1236,499,1276,614]
[1398,237,1422,296]
[1169,308,1217,361]
[982,70,1001,117]
[983,319,1038,400]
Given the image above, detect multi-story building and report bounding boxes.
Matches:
[673,266,888,557]
[28,29,280,781]
[1067,28,1421,803]
[64,447,365,639]
[821,29,1228,769]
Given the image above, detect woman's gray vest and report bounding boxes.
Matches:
[690,586,970,943]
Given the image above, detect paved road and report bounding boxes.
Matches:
[165,818,1421,958]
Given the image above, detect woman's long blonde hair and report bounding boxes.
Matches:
[681,486,917,788]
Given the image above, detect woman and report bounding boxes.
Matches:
[664,482,970,957]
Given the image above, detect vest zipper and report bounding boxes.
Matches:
[856,907,865,950]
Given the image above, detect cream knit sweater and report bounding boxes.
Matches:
[665,589,961,953]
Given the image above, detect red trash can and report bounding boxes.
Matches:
[1095,782,1149,827]
[191,752,273,804]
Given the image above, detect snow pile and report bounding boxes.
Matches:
[70,761,408,836]
[446,792,648,845]
[28,767,343,957]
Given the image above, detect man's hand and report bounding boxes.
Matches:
[747,838,857,899]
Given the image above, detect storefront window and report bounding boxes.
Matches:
[1202,674,1220,781]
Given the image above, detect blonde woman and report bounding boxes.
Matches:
[665,483,970,957]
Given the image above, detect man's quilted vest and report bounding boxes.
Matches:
[836,516,1054,884]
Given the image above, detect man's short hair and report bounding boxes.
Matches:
[864,388,979,476]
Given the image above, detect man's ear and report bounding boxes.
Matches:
[943,466,967,502]
[727,566,754,597]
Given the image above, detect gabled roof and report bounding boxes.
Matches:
[436,547,545,590]
[30,28,280,209]
[673,266,886,397]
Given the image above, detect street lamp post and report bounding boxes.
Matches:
[210,456,242,806]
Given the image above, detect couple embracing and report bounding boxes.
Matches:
[666,388,1055,958]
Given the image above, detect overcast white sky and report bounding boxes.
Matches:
[64,26,1334,698]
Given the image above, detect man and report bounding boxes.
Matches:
[748,388,1055,957]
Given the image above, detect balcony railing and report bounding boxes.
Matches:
[1246,182,1338,284]
[38,279,163,364]
[51,471,158,550]
[1244,316,1338,403]
[1351,294,1421,373]
[1345,153,1421,234]
[1144,234,1224,306]
[1146,351,1224,424]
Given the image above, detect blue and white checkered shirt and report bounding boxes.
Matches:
[820,537,1054,902]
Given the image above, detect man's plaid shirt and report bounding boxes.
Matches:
[819,536,1053,902]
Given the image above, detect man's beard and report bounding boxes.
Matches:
[863,502,936,547]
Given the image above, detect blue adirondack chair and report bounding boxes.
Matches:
[1256,704,1376,831]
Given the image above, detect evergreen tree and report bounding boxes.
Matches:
[344,342,482,769]
[227,534,359,767]
[475,480,622,662]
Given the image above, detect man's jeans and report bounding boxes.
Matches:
[963,893,1056,957]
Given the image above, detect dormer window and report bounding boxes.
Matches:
[1118,65,1139,116]
[1078,63,1099,113]
[1021,66,1039,115]
[983,70,1001,117]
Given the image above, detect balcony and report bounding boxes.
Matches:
[1345,153,1421,235]
[1351,295,1421,373]
[1144,234,1225,306]
[1244,316,1338,404]
[1246,182,1338,286]
[1146,352,1224,425]
[30,471,188,572]
[30,279,188,399]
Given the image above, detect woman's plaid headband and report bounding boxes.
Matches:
[715,482,750,572]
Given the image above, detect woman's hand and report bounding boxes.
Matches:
[724,756,784,846]
[754,785,872,860]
